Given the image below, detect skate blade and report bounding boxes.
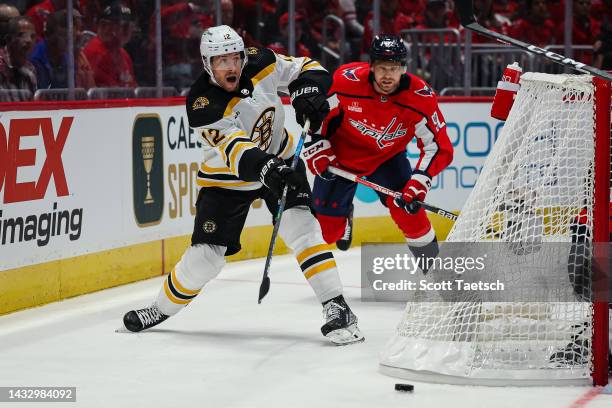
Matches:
[115,326,132,333]
[325,324,365,346]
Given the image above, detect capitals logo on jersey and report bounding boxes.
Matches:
[348,117,407,149]
[341,67,360,81]
[415,85,434,97]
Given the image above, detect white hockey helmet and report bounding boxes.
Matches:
[200,25,248,86]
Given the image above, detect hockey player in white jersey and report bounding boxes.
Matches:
[122,26,364,345]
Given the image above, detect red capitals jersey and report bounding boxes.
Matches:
[321,62,453,177]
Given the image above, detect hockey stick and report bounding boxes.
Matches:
[258,119,311,304]
[327,166,458,222]
[454,0,612,81]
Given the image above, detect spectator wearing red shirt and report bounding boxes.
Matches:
[78,0,140,32]
[83,2,136,87]
[267,12,311,57]
[25,0,66,38]
[557,0,601,45]
[398,0,426,16]
[547,0,565,22]
[591,0,612,24]
[0,15,36,100]
[471,0,512,43]
[415,0,458,30]
[220,0,260,48]
[233,0,276,37]
[362,0,413,53]
[301,0,340,57]
[147,0,212,89]
[492,0,520,19]
[594,20,612,69]
[509,0,556,47]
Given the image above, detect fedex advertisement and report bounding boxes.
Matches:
[0,99,499,270]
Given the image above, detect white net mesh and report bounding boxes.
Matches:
[380,73,598,385]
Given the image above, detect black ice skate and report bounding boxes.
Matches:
[549,323,590,366]
[336,206,353,251]
[321,295,364,345]
[123,304,169,332]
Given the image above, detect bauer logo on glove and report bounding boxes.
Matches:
[288,79,330,131]
[290,85,320,102]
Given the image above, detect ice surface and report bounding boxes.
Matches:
[0,248,609,408]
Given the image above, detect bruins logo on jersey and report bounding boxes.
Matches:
[251,107,275,150]
[192,96,210,110]
[246,47,258,55]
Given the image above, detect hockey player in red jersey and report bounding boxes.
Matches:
[302,34,453,261]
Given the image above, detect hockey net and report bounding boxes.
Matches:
[380,73,611,386]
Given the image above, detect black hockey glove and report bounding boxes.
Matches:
[259,157,302,198]
[290,81,330,131]
[393,196,422,214]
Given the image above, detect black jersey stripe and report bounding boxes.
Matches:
[197,170,240,181]
[337,92,374,100]
[392,101,427,118]
[223,137,252,160]
[167,275,198,300]
[300,252,334,272]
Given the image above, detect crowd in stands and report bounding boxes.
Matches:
[0,0,610,101]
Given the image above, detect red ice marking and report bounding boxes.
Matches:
[568,388,603,408]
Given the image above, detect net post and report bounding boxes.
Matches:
[592,76,610,386]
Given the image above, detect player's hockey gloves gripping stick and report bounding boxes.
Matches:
[259,156,302,198]
[302,134,338,179]
[289,79,330,132]
[394,173,432,214]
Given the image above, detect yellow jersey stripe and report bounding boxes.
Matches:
[196,179,258,188]
[218,131,248,163]
[164,279,192,305]
[297,244,330,264]
[223,97,242,117]
[280,130,295,158]
[227,141,253,175]
[201,162,231,174]
[301,61,323,72]
[217,131,248,150]
[170,268,201,296]
[251,62,276,87]
[304,260,337,279]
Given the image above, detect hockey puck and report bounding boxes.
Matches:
[395,383,414,392]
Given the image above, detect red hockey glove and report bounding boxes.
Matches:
[302,136,338,178]
[394,173,432,214]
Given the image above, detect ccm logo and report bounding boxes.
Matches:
[290,86,319,102]
[526,45,587,70]
[302,143,323,157]
[0,117,73,204]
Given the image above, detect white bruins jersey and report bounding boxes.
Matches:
[186,47,329,190]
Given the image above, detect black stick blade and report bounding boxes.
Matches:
[258,276,270,304]
[455,0,477,26]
